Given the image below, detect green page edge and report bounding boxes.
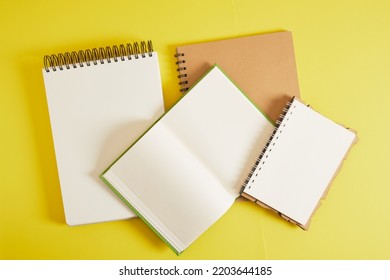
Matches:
[100,175,180,255]
[214,64,275,125]
[99,64,274,256]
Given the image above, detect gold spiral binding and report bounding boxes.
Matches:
[240,97,297,193]
[44,40,153,72]
[174,52,189,92]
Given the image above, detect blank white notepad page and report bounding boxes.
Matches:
[43,52,164,225]
[244,99,356,226]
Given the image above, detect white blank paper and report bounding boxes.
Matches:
[243,98,356,227]
[42,52,164,225]
[102,66,274,253]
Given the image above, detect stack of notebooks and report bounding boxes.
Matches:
[42,31,357,254]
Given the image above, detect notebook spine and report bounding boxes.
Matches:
[174,52,189,92]
[44,40,154,72]
[241,97,296,192]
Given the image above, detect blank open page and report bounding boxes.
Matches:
[101,65,274,254]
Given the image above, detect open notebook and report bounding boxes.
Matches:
[42,41,164,225]
[101,65,274,254]
[175,31,300,122]
[101,65,356,254]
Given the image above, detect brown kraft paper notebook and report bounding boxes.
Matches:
[175,31,300,122]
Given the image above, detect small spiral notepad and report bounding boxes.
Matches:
[42,40,164,225]
[241,97,357,229]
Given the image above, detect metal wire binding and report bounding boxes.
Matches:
[43,40,154,72]
[174,52,189,92]
[240,97,296,193]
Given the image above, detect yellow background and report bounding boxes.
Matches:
[1,0,389,259]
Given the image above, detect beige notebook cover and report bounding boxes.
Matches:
[175,31,300,122]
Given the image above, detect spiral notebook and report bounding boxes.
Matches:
[175,31,300,122]
[241,97,357,229]
[42,40,164,226]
